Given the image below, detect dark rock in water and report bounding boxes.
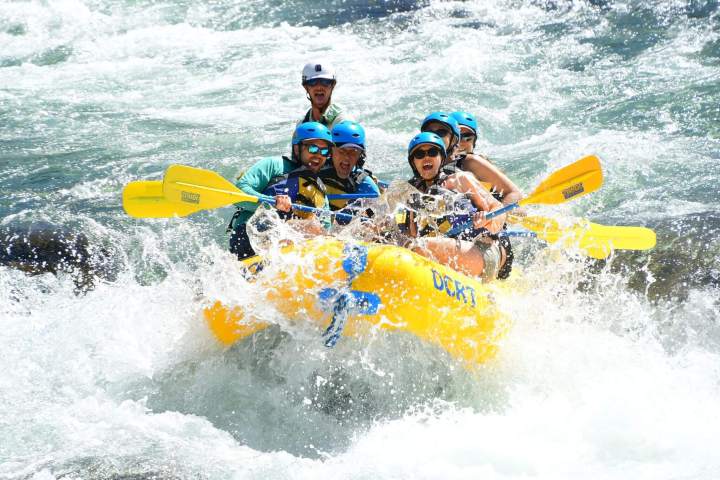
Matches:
[0,222,117,292]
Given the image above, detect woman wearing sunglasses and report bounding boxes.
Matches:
[228,122,332,259]
[298,61,349,129]
[402,132,510,282]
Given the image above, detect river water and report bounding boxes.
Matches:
[1,1,719,478]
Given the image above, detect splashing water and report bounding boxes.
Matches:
[2,0,720,478]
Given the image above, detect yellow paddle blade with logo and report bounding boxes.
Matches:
[123,180,203,218]
[521,155,603,206]
[511,215,657,259]
[163,164,260,210]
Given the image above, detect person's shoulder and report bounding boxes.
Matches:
[327,103,344,114]
[296,109,312,126]
[249,155,289,171]
[254,155,285,164]
[465,152,492,164]
[460,153,494,173]
[327,104,353,126]
[280,155,301,172]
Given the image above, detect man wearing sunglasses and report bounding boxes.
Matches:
[227,122,332,259]
[318,121,380,223]
[298,61,349,129]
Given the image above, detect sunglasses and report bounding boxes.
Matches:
[305,143,331,156]
[410,146,441,160]
[460,132,476,140]
[304,78,334,87]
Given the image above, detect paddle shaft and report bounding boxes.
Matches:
[244,192,355,222]
[485,201,518,220]
[327,193,379,200]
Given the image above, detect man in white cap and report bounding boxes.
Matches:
[298,61,350,128]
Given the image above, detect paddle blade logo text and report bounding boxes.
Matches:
[181,191,200,204]
[562,182,584,200]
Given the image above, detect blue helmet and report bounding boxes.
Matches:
[331,121,365,151]
[292,122,333,145]
[420,112,461,143]
[408,132,447,161]
[450,111,477,135]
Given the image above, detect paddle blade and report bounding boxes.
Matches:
[513,215,657,259]
[123,180,202,218]
[580,223,656,254]
[522,155,603,206]
[163,164,259,210]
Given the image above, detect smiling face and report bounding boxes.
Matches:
[410,144,443,182]
[297,140,331,173]
[458,125,476,154]
[304,80,335,110]
[332,146,362,179]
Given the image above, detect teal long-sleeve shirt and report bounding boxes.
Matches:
[230,156,330,229]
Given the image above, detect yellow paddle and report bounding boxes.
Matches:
[123,165,354,221]
[509,215,656,259]
[122,180,203,218]
[485,154,603,220]
[162,164,261,209]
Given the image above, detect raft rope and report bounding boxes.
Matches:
[321,243,380,347]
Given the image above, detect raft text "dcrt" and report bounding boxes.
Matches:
[431,269,477,307]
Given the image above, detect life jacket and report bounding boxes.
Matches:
[402,174,483,240]
[262,158,327,220]
[318,167,371,210]
[318,167,379,226]
[441,154,465,176]
[301,103,343,127]
[404,174,514,280]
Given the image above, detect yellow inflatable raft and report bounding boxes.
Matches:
[204,237,511,365]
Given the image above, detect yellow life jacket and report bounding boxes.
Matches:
[317,167,371,211]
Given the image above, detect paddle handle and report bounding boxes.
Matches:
[326,193,379,200]
[445,217,536,240]
[484,201,519,220]
[255,194,354,222]
[499,230,536,239]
